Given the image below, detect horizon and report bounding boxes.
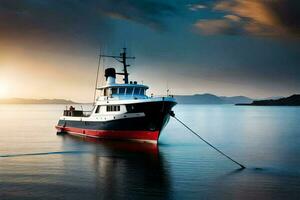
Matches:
[0,0,299,102]
[0,92,297,104]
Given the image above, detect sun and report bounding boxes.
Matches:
[0,82,9,98]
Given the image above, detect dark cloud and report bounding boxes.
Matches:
[194,0,300,37]
[0,0,106,45]
[0,0,176,45]
[98,0,176,30]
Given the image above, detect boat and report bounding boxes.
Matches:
[55,48,177,143]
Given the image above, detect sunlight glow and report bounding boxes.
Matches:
[0,81,9,98]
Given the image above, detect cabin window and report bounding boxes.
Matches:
[95,105,100,113]
[126,88,133,95]
[119,88,125,94]
[126,105,136,112]
[134,88,141,95]
[107,105,120,112]
[139,88,145,95]
[112,88,118,94]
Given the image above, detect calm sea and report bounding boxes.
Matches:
[0,104,300,200]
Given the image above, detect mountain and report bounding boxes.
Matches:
[0,98,77,104]
[174,94,253,104]
[174,94,223,104]
[219,96,253,104]
[236,94,300,106]
[258,96,285,100]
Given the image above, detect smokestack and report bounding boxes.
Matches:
[105,68,116,85]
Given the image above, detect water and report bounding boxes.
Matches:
[1,104,300,200]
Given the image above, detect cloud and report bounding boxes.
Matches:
[98,0,176,30]
[194,0,300,37]
[224,15,241,22]
[187,3,207,11]
[195,18,243,35]
[0,0,176,46]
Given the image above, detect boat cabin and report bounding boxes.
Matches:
[98,84,148,98]
[96,67,149,99]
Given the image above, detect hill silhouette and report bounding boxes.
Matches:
[0,98,77,104]
[236,94,300,106]
[174,94,253,104]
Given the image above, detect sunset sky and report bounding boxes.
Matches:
[0,0,299,102]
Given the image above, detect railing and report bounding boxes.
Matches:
[149,94,174,98]
[63,110,92,117]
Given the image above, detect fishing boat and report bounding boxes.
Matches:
[55,48,177,143]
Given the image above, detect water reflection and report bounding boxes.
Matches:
[61,135,171,200]
[213,167,300,200]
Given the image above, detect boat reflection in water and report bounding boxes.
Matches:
[61,135,171,199]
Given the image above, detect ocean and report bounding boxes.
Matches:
[0,104,300,199]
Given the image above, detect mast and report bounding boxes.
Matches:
[100,48,135,84]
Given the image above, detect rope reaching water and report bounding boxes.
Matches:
[169,111,246,169]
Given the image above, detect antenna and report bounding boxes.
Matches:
[166,81,169,96]
[99,48,135,84]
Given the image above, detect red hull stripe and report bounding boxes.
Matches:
[56,126,159,141]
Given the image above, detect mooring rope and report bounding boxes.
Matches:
[169,111,246,169]
[0,151,88,158]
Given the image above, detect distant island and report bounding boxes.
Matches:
[236,94,300,106]
[0,98,77,104]
[174,94,253,104]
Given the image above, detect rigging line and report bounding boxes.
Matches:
[100,56,105,86]
[169,111,246,169]
[93,48,101,105]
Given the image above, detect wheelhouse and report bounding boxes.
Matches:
[97,84,149,99]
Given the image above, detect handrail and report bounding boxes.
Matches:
[150,95,174,98]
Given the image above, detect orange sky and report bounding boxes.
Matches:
[0,45,97,102]
[0,46,280,103]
